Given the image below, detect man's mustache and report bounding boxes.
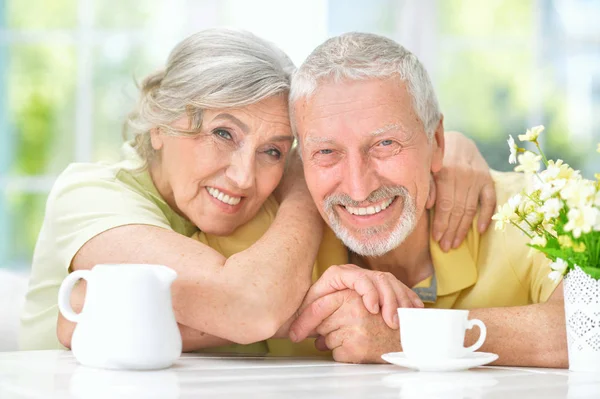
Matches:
[323,186,409,210]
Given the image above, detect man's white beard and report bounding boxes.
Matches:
[323,187,417,257]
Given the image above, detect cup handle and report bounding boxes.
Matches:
[58,270,90,323]
[465,318,487,353]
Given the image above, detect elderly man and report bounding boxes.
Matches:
[287,32,567,367]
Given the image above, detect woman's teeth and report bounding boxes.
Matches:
[345,197,394,216]
[206,187,242,206]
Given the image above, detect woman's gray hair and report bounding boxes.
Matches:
[125,28,296,163]
[290,32,441,138]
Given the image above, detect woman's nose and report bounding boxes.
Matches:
[225,150,255,190]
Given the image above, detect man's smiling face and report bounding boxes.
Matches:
[295,76,444,256]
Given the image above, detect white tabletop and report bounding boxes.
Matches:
[0,350,599,398]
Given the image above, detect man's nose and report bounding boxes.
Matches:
[225,149,255,190]
[341,153,379,202]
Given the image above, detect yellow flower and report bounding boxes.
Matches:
[518,125,544,142]
[558,235,573,248]
[514,151,542,174]
[597,143,600,153]
[573,242,586,253]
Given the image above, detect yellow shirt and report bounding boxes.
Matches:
[412,170,560,308]
[311,170,559,307]
[270,171,561,356]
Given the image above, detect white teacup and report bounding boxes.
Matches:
[398,308,486,360]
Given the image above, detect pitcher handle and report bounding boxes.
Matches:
[58,270,90,323]
[465,318,487,353]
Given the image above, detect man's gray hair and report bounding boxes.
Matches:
[125,28,295,164]
[290,32,441,138]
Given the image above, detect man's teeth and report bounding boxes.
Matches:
[206,187,241,206]
[345,198,394,216]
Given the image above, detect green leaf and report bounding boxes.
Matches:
[576,266,600,281]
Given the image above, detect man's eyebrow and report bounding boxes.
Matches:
[369,123,400,136]
[304,136,336,145]
[212,113,249,133]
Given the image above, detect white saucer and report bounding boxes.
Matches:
[381,352,498,372]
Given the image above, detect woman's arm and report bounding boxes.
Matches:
[57,281,233,351]
[58,152,323,346]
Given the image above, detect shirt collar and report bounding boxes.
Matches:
[429,232,478,296]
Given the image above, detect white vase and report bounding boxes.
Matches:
[563,266,600,372]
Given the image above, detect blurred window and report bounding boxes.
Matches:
[1,0,598,270]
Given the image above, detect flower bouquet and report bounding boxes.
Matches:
[493,126,600,372]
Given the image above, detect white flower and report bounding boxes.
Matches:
[545,160,575,181]
[507,135,518,164]
[515,151,542,174]
[548,258,571,282]
[550,258,569,274]
[530,235,547,247]
[525,211,543,227]
[492,202,519,230]
[564,206,598,238]
[540,198,562,220]
[560,180,595,209]
[508,194,523,210]
[549,271,563,283]
[518,125,544,142]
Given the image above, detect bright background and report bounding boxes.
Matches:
[1,0,599,271]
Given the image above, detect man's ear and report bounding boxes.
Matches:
[150,127,163,151]
[426,174,436,210]
[430,115,445,174]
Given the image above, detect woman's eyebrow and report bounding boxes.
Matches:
[270,135,295,143]
[212,113,249,133]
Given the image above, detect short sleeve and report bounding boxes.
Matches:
[503,225,561,304]
[48,166,172,271]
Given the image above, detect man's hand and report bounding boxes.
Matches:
[298,289,400,363]
[288,264,422,341]
[433,131,496,252]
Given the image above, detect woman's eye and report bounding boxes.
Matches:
[319,149,333,155]
[214,129,232,140]
[379,140,393,146]
[265,148,281,160]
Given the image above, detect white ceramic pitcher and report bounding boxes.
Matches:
[58,264,182,370]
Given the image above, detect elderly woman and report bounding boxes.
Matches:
[20,29,495,354]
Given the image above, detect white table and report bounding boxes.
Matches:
[0,350,599,398]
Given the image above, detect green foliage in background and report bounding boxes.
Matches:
[1,0,597,269]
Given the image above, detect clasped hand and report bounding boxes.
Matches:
[288,264,420,363]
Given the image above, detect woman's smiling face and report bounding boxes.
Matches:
[150,94,294,235]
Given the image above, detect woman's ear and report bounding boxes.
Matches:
[150,127,163,151]
[430,115,445,174]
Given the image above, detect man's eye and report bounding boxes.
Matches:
[319,149,333,155]
[213,129,232,140]
[379,140,393,146]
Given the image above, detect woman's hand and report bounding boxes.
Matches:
[432,131,496,252]
[288,264,423,340]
